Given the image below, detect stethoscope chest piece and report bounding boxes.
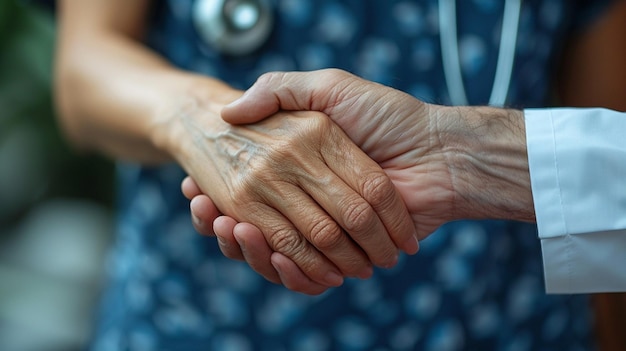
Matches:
[193,0,274,56]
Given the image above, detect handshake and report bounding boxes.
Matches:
[180,69,533,295]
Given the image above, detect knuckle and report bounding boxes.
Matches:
[361,172,395,207]
[309,112,333,131]
[341,198,375,233]
[286,112,330,143]
[308,218,344,250]
[256,71,284,88]
[321,68,348,82]
[268,226,305,256]
[320,68,358,94]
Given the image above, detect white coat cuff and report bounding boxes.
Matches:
[525,108,626,293]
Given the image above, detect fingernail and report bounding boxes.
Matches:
[216,235,228,247]
[192,214,202,226]
[270,258,284,279]
[233,231,246,249]
[325,271,344,286]
[402,235,420,255]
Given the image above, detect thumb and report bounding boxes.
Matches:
[221,82,281,124]
[221,69,350,124]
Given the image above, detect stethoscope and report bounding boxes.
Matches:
[193,0,522,106]
[193,0,273,56]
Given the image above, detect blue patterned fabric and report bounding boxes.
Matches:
[92,1,611,350]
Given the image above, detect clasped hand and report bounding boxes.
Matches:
[168,79,419,294]
[182,69,464,294]
[183,69,531,294]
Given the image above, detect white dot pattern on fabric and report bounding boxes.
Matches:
[459,34,487,76]
[393,2,426,36]
[405,285,441,320]
[424,320,465,351]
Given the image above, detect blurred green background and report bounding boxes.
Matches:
[1,0,115,350]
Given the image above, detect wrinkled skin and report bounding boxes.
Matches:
[184,69,531,294]
[166,92,418,290]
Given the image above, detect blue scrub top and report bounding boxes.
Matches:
[93,1,611,350]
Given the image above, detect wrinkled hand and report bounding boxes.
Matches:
[184,69,453,292]
[167,89,418,294]
[182,177,337,294]
[186,69,531,293]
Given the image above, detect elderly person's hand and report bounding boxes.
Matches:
[170,94,417,294]
[185,69,534,293]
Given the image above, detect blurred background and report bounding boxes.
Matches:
[0,0,114,350]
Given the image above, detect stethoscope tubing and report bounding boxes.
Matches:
[439,0,522,107]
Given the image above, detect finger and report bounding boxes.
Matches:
[291,170,396,270]
[270,252,332,295]
[216,208,344,288]
[292,118,415,267]
[322,126,419,257]
[222,74,419,257]
[222,69,348,124]
[242,202,345,287]
[190,195,221,236]
[240,112,409,270]
[181,176,203,199]
[212,209,331,287]
[213,216,244,260]
[231,223,282,285]
[267,182,373,278]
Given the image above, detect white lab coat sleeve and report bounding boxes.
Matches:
[524,108,626,294]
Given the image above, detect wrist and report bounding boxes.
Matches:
[149,75,241,163]
[436,105,535,222]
